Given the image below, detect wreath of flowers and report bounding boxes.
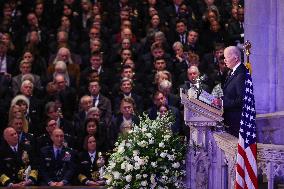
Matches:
[105,113,187,189]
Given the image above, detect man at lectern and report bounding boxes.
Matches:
[213,46,246,136]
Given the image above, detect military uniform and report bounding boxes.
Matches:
[39,146,76,185]
[0,142,38,186]
[36,133,76,153]
[77,151,99,185]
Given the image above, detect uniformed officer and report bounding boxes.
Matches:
[39,128,76,186]
[36,118,76,153]
[78,135,105,186]
[0,127,38,187]
[9,116,35,152]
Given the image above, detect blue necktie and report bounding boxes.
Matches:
[56,149,61,160]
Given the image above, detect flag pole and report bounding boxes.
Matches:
[244,40,252,74]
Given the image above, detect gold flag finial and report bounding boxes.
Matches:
[244,40,252,74]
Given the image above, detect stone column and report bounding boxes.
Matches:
[245,0,284,113]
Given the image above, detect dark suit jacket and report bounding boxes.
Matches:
[147,105,181,134]
[96,94,112,126]
[39,146,76,185]
[113,92,143,114]
[222,63,246,136]
[110,114,139,149]
[5,55,18,76]
[12,74,42,96]
[227,21,244,45]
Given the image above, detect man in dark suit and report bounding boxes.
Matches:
[147,91,181,134]
[89,80,112,126]
[0,41,17,76]
[39,128,76,186]
[214,46,246,136]
[110,97,139,149]
[227,7,244,46]
[0,127,38,187]
[12,61,42,96]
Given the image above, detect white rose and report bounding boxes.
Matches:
[125,163,133,172]
[121,162,126,170]
[125,175,132,182]
[164,135,171,140]
[133,155,140,162]
[117,146,125,153]
[106,178,112,185]
[143,174,147,178]
[133,150,139,156]
[149,138,154,144]
[137,158,145,166]
[125,142,131,147]
[172,162,180,168]
[151,162,157,168]
[167,154,175,161]
[113,171,121,180]
[141,181,147,186]
[159,142,165,148]
[145,133,152,138]
[134,162,140,170]
[160,152,167,158]
[136,174,142,179]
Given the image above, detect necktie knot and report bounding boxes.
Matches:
[90,155,95,163]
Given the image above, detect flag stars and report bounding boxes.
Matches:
[247,123,252,128]
[246,131,250,136]
[240,120,244,125]
[252,133,256,138]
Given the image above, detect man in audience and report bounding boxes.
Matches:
[39,128,76,186]
[0,127,38,187]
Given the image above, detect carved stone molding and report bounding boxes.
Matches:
[180,93,223,123]
[187,147,210,189]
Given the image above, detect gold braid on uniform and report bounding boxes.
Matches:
[0,174,10,186]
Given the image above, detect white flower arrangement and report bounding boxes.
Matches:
[105,114,187,188]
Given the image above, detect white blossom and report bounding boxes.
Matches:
[121,162,126,170]
[160,152,167,158]
[133,150,139,156]
[136,174,142,179]
[141,180,147,186]
[151,162,157,168]
[113,171,121,180]
[143,174,148,178]
[125,163,133,172]
[159,142,165,148]
[117,146,125,153]
[125,175,132,182]
[149,138,154,144]
[145,133,152,138]
[172,162,180,168]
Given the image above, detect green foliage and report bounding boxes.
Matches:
[105,113,187,189]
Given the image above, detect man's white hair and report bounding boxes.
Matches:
[224,46,241,60]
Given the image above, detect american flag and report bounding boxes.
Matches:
[235,70,258,189]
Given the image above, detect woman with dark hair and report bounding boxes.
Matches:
[79,118,107,153]
[77,135,105,186]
